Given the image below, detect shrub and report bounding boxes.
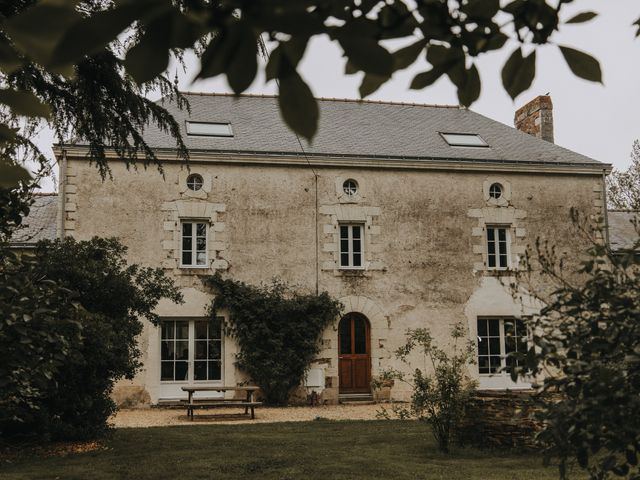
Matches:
[205,273,342,405]
[376,323,477,453]
[0,249,85,439]
[512,212,640,479]
[0,237,182,441]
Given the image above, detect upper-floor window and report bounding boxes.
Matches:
[339,224,363,269]
[186,121,233,137]
[477,317,527,376]
[343,179,358,196]
[181,221,207,268]
[486,225,510,270]
[186,173,204,191]
[489,183,503,199]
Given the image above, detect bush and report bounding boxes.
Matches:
[513,212,640,479]
[0,250,85,439]
[205,273,342,405]
[377,323,477,453]
[0,237,182,441]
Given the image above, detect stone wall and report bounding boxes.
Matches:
[62,156,603,405]
[460,390,543,449]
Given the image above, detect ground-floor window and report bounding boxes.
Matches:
[477,317,528,388]
[161,317,223,384]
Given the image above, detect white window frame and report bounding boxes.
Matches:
[186,121,233,137]
[180,221,208,268]
[486,225,511,270]
[159,318,224,399]
[339,223,365,270]
[476,317,531,390]
[440,132,489,148]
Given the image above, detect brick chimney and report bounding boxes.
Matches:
[514,95,554,143]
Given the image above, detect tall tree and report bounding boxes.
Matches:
[608,140,640,210]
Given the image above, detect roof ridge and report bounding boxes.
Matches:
[179,91,461,109]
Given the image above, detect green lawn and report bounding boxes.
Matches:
[1,420,579,480]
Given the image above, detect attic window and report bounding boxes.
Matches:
[440,132,488,147]
[186,121,233,137]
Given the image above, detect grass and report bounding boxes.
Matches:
[0,420,579,480]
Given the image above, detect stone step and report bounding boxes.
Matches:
[339,393,375,405]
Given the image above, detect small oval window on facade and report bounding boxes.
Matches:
[186,173,204,191]
[489,183,503,199]
[343,179,358,196]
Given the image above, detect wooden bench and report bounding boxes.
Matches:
[181,386,261,420]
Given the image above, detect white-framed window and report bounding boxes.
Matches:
[489,183,503,199]
[186,173,204,191]
[339,224,364,269]
[486,225,510,270]
[477,317,527,377]
[343,179,358,196]
[160,318,223,384]
[181,221,208,268]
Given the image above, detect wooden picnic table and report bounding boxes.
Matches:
[181,386,261,420]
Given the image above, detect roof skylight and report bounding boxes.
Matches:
[186,121,233,137]
[440,132,488,147]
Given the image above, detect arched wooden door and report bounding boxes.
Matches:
[338,313,371,394]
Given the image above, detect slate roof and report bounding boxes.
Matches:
[122,93,605,167]
[608,210,640,252]
[10,194,58,247]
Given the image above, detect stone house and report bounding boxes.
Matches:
[43,93,613,405]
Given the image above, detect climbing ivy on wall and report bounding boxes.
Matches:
[204,273,342,405]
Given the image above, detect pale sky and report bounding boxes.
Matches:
[34,1,640,191]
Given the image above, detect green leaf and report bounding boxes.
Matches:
[566,11,598,24]
[266,37,309,82]
[198,20,258,92]
[345,60,358,75]
[0,123,17,143]
[501,48,536,100]
[338,36,394,76]
[454,64,481,107]
[559,46,602,83]
[0,89,51,118]
[462,0,500,20]
[51,0,168,68]
[0,157,32,188]
[427,45,465,72]
[392,40,426,71]
[225,22,258,94]
[359,74,389,98]
[278,69,318,141]
[4,1,81,69]
[0,41,23,74]
[410,68,444,89]
[124,16,172,85]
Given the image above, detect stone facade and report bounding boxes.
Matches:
[57,150,606,406]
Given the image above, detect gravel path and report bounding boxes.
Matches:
[111,404,385,428]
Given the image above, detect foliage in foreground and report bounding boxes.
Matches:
[205,273,342,405]
[376,323,477,453]
[0,0,631,182]
[0,237,182,441]
[513,211,640,480]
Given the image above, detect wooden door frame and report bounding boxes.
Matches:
[338,313,372,394]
